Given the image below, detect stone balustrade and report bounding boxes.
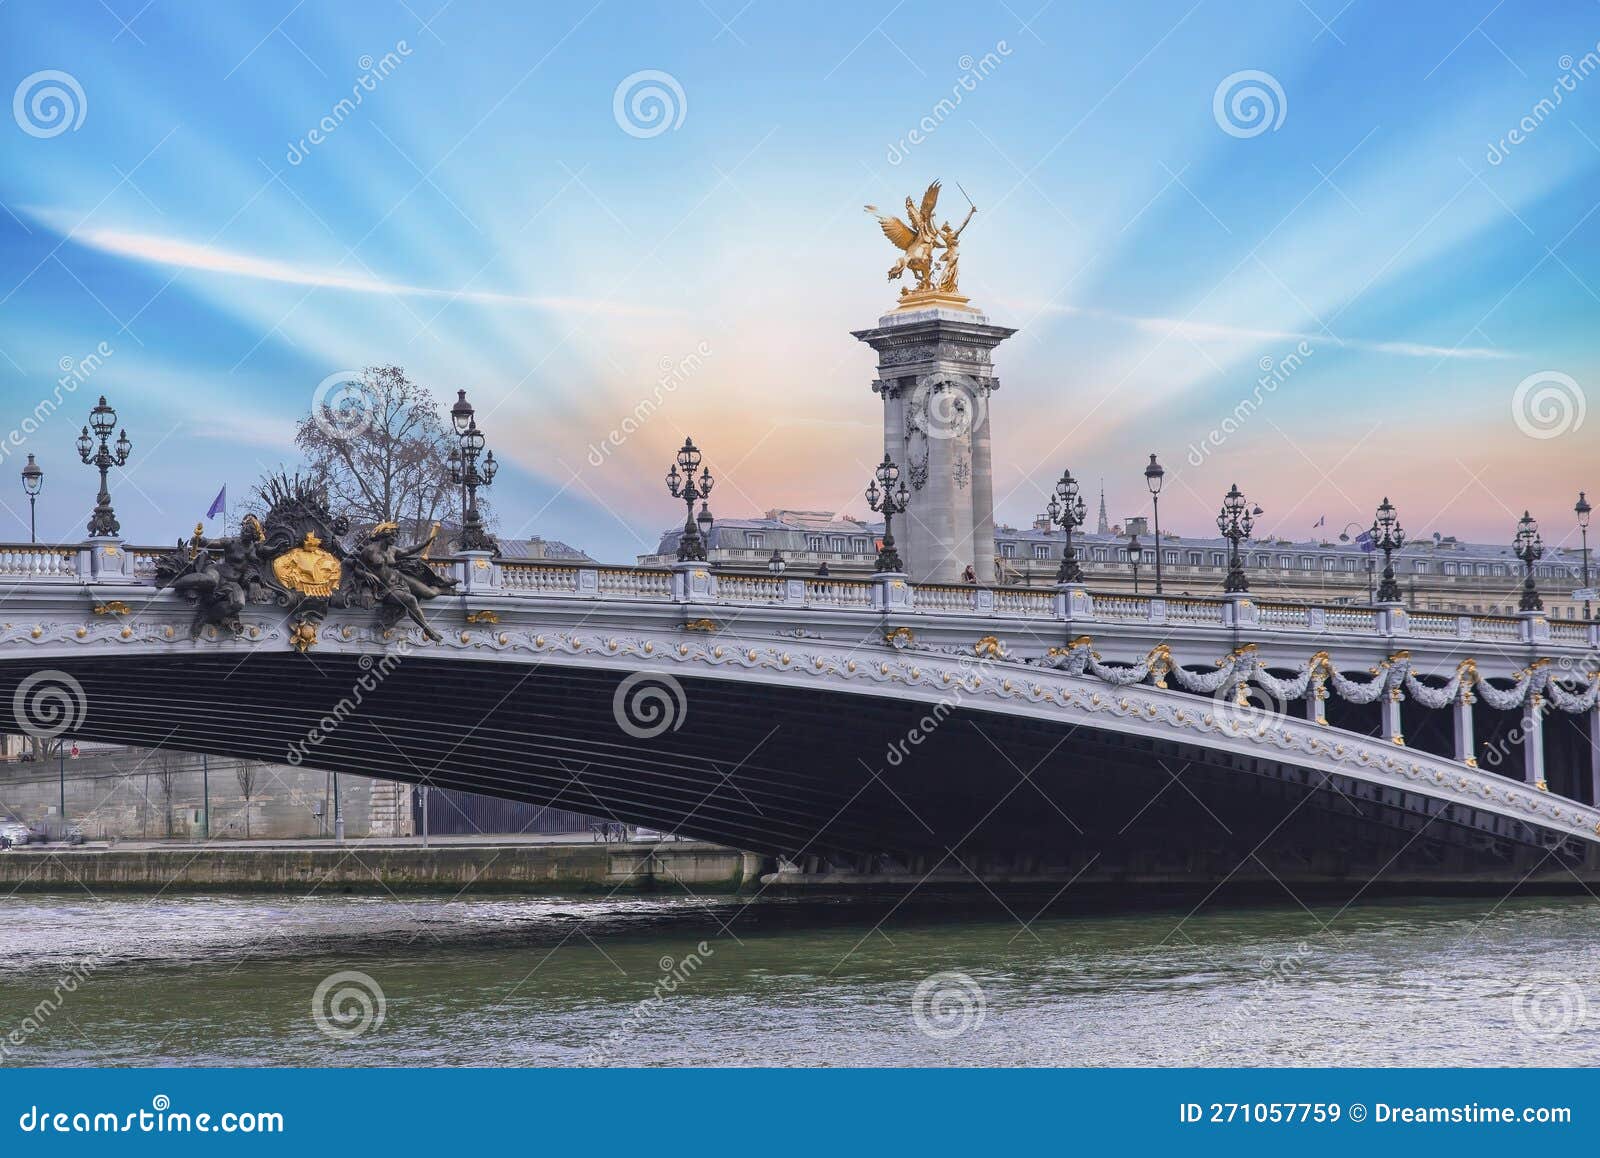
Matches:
[5,543,1597,654]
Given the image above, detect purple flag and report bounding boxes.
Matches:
[206,486,226,520]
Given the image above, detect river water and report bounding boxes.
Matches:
[1,892,1598,1066]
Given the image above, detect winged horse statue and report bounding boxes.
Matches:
[864,179,976,297]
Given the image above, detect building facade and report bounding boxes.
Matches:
[643,510,1595,620]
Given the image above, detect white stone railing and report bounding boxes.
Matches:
[0,546,78,579]
[912,584,976,613]
[2,542,1597,653]
[596,567,672,599]
[805,579,873,607]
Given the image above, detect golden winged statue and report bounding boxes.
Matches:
[865,179,977,302]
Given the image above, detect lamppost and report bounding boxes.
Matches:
[1046,468,1086,584]
[1217,483,1254,594]
[76,396,131,538]
[1126,531,1143,595]
[448,390,498,552]
[1515,511,1544,612]
[1370,496,1406,604]
[665,438,714,561]
[20,454,42,543]
[1577,492,1592,620]
[1144,453,1165,594]
[865,454,910,574]
[767,548,785,576]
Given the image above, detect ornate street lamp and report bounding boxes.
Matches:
[1126,531,1143,595]
[666,437,714,562]
[865,454,910,574]
[1046,468,1087,584]
[767,548,786,576]
[1515,510,1544,612]
[1577,491,1592,620]
[447,390,498,552]
[1216,483,1254,594]
[1144,453,1165,594]
[19,453,43,544]
[1370,496,1406,604]
[77,395,131,538]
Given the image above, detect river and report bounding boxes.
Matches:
[1,893,1597,1066]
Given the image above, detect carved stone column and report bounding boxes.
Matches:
[1454,684,1477,766]
[1522,692,1546,787]
[855,306,1015,585]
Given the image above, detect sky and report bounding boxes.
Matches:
[0,0,1595,563]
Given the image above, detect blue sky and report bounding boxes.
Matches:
[0,0,1595,561]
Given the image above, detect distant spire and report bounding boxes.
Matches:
[1096,480,1110,535]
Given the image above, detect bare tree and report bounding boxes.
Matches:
[290,366,474,540]
[235,760,259,839]
[153,750,180,840]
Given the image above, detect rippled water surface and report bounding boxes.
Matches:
[2,892,1598,1066]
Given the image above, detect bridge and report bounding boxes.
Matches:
[1,528,1597,894]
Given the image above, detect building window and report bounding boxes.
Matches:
[1323,557,1336,570]
[1278,555,1292,568]
[1414,562,1428,574]
[1034,544,1050,560]
[1164,550,1178,564]
[1092,548,1107,562]
[852,538,867,552]
[1000,542,1016,558]
[830,537,846,552]
[1444,562,1457,575]
[807,536,823,552]
[1211,552,1225,567]
[1188,551,1202,566]
[1492,564,1505,576]
[746,533,764,549]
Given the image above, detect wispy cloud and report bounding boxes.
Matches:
[1018,302,1513,360]
[39,219,675,319]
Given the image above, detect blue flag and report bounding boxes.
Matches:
[1355,530,1375,552]
[206,486,226,520]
